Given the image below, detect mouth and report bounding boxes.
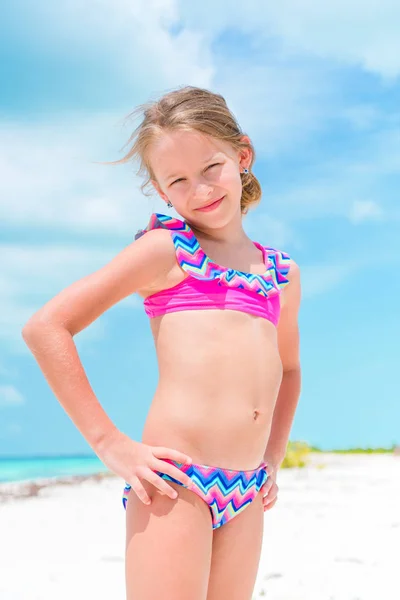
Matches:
[195,195,225,212]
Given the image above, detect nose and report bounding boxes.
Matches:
[194,181,214,201]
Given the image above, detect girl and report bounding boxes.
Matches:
[22,86,301,600]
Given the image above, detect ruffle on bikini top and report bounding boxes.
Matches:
[135,213,291,299]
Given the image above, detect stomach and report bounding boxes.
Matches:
[140,309,283,470]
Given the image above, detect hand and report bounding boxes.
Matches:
[96,430,193,505]
[261,464,279,511]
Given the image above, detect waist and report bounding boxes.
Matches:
[143,391,275,470]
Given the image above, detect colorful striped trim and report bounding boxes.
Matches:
[135,213,291,298]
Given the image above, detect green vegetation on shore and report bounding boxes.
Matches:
[281,441,397,469]
[308,443,397,454]
[281,441,311,468]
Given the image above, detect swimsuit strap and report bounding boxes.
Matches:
[135,213,291,298]
[263,246,291,290]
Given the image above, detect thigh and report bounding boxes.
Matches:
[206,489,265,600]
[125,479,213,600]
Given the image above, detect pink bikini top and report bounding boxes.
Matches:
[135,213,291,327]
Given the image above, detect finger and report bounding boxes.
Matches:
[264,494,277,507]
[265,488,278,504]
[264,497,278,510]
[261,482,273,498]
[144,469,180,499]
[263,493,275,506]
[262,478,274,492]
[262,484,277,503]
[269,481,279,496]
[265,481,278,497]
[129,475,151,505]
[152,446,192,465]
[151,459,193,489]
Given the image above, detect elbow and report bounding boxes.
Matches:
[22,316,72,344]
[21,318,42,343]
[21,314,55,343]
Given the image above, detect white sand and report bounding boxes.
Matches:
[0,453,399,600]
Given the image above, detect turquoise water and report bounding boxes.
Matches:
[0,456,110,483]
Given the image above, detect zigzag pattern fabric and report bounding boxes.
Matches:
[122,459,269,530]
[136,213,291,299]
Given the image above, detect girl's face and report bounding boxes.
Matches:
[149,129,252,227]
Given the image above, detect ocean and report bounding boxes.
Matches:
[0,455,110,483]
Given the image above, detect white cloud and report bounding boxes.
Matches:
[0,244,127,352]
[265,126,400,221]
[0,237,143,354]
[340,106,384,132]
[179,0,400,79]
[349,200,384,223]
[0,116,160,233]
[216,61,336,157]
[259,1,400,80]
[0,385,25,407]
[4,0,213,88]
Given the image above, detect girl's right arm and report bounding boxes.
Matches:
[21,228,193,504]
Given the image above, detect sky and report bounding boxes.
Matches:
[0,0,399,456]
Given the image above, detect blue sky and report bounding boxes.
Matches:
[1,1,399,456]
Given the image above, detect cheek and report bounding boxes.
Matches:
[168,184,187,198]
[222,168,242,193]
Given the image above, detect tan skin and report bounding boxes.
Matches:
[22,128,301,599]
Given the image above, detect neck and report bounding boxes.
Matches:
[188,207,250,248]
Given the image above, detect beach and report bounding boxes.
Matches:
[1,452,398,600]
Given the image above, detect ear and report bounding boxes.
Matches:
[238,135,253,170]
[151,179,168,202]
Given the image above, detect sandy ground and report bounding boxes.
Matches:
[0,452,399,600]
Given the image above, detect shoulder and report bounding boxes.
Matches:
[131,215,181,295]
[135,212,187,241]
[132,221,177,270]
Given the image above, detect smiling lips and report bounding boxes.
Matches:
[196,196,225,212]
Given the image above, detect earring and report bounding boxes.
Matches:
[167,200,173,207]
[243,168,249,174]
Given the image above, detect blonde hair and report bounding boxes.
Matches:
[106,85,262,215]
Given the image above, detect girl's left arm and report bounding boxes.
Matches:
[263,259,302,471]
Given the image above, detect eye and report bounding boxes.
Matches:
[171,163,221,185]
[171,177,185,186]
